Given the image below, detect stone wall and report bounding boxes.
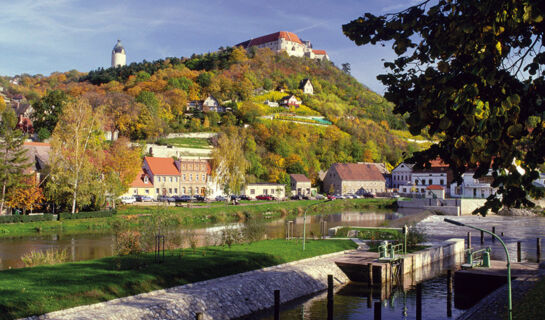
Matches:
[26,251,351,320]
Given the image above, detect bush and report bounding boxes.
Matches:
[21,248,69,267]
[58,210,115,220]
[0,214,57,224]
[114,231,143,256]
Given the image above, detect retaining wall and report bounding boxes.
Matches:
[25,251,351,320]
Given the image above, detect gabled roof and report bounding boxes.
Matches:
[237,31,304,48]
[312,49,327,55]
[426,185,444,190]
[299,78,312,89]
[290,174,311,183]
[331,163,385,182]
[144,156,180,176]
[130,168,153,188]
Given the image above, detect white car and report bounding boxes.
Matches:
[120,196,136,204]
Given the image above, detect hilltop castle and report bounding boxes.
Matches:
[111,40,126,68]
[236,31,329,61]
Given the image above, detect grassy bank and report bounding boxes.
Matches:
[507,276,545,319]
[0,198,397,239]
[0,239,356,319]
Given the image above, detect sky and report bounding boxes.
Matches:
[0,0,419,94]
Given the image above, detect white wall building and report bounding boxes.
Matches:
[392,163,414,189]
[450,172,496,199]
[111,40,126,68]
[236,31,329,61]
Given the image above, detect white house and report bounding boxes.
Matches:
[392,163,414,189]
[299,79,314,95]
[450,171,496,199]
[202,96,223,112]
[264,100,279,107]
[280,95,301,107]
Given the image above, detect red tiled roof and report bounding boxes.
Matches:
[332,163,385,182]
[290,174,311,182]
[144,156,180,176]
[130,168,153,188]
[240,31,303,47]
[312,49,327,55]
[24,142,50,147]
[426,185,444,190]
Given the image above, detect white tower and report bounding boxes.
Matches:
[111,40,126,68]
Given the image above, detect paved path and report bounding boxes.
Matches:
[25,251,353,320]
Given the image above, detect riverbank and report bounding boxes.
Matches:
[0,198,396,239]
[0,239,356,319]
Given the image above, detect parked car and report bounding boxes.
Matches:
[335,194,345,199]
[120,196,136,204]
[158,195,176,202]
[194,195,205,202]
[391,193,400,198]
[315,194,325,200]
[239,195,251,201]
[290,195,303,200]
[327,194,336,200]
[215,195,227,202]
[135,195,153,202]
[256,195,275,201]
[362,193,375,198]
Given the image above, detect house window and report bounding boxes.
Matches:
[133,189,137,194]
[196,174,199,181]
[264,189,268,195]
[415,180,419,185]
[189,187,193,194]
[145,189,149,194]
[250,189,255,194]
[183,174,186,181]
[202,174,205,181]
[156,188,159,194]
[473,189,477,197]
[440,179,444,185]
[429,179,432,185]
[169,188,172,194]
[174,188,178,194]
[183,187,186,194]
[144,176,148,183]
[170,177,173,182]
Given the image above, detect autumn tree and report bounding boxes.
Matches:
[211,131,249,195]
[104,137,141,209]
[0,108,30,214]
[6,176,45,214]
[47,98,105,213]
[343,0,545,214]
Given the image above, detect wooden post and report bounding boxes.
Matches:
[368,263,374,286]
[274,290,280,320]
[517,241,522,262]
[537,238,541,263]
[195,313,203,320]
[492,227,496,241]
[327,274,334,320]
[480,230,484,244]
[416,283,422,320]
[374,301,381,320]
[367,290,373,308]
[447,270,453,318]
[467,232,471,249]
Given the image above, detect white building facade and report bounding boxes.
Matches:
[450,172,496,199]
[392,163,414,189]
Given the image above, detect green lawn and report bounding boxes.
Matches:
[0,239,356,319]
[507,277,545,319]
[158,137,211,149]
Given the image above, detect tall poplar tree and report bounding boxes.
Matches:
[0,108,30,214]
[211,131,249,195]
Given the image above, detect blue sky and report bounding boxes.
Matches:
[0,0,418,94]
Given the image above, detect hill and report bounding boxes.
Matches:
[2,46,423,185]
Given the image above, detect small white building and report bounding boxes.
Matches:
[299,79,314,95]
[425,185,445,199]
[244,183,285,199]
[264,100,279,107]
[111,40,126,68]
[450,172,496,199]
[392,163,414,189]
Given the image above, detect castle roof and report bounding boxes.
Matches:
[312,49,327,55]
[237,31,303,48]
[113,40,125,54]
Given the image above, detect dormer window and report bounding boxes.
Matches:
[144,176,149,183]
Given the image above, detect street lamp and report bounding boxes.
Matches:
[303,199,331,251]
[444,218,512,320]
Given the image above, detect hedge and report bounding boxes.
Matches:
[0,214,57,224]
[58,210,116,220]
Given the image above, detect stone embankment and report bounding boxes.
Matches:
[25,251,351,320]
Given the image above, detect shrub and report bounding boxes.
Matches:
[21,249,69,267]
[114,230,142,256]
[58,210,115,220]
[0,214,57,224]
[242,219,266,243]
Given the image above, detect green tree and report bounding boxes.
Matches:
[47,98,105,213]
[343,0,545,214]
[0,108,30,214]
[211,132,249,195]
[31,90,69,134]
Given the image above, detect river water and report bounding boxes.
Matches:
[0,210,396,270]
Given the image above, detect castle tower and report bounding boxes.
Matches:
[111,40,126,68]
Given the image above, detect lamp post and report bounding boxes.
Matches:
[444,218,512,320]
[303,199,331,251]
